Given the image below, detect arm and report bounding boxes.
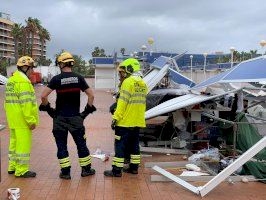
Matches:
[113,81,131,122]
[41,86,53,105]
[84,88,94,106]
[18,82,39,129]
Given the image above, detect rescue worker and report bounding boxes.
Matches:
[4,56,39,178]
[104,58,148,177]
[39,51,96,179]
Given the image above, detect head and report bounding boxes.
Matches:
[117,58,140,80]
[17,56,36,77]
[56,51,74,71]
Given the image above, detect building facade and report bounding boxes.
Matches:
[0,12,47,62]
[0,12,14,62]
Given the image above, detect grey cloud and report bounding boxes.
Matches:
[1,0,266,60]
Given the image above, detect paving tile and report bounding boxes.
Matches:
[0,81,265,200]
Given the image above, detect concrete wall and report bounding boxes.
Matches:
[95,67,117,89]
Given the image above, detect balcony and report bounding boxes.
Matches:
[0,34,13,39]
[0,40,14,46]
[0,47,14,52]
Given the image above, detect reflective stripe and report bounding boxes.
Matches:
[113,157,124,162]
[5,99,36,104]
[16,153,30,157]
[130,160,141,164]
[9,157,16,161]
[59,157,70,163]
[114,135,121,140]
[130,155,141,159]
[60,162,71,168]
[128,100,146,104]
[132,93,146,98]
[120,90,131,97]
[17,160,29,164]
[112,161,124,168]
[79,156,91,162]
[19,91,35,96]
[5,93,18,97]
[119,96,129,103]
[80,160,91,166]
[9,151,15,154]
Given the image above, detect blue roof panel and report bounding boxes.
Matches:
[222,57,266,82]
[169,68,196,87]
[92,57,114,64]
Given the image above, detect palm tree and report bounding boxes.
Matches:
[10,23,22,62]
[250,50,258,58]
[120,48,125,55]
[25,17,41,57]
[39,27,50,61]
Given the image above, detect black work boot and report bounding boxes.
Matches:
[8,171,15,175]
[104,170,122,177]
[17,171,37,178]
[59,172,71,179]
[81,166,96,177]
[59,167,71,179]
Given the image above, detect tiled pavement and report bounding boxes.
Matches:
[0,80,265,199]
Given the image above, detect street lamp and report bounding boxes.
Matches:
[133,51,138,58]
[148,37,154,56]
[230,47,235,68]
[141,45,147,57]
[203,52,208,80]
[190,55,193,80]
[259,40,266,56]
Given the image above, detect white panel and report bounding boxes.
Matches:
[199,136,266,197]
[0,74,7,84]
[143,64,169,93]
[143,69,160,85]
[153,166,199,194]
[145,89,240,119]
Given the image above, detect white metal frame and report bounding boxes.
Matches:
[0,74,7,85]
[153,136,266,197]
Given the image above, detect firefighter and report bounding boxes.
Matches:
[104,58,148,177]
[4,56,39,178]
[39,51,96,179]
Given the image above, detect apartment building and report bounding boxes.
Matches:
[0,12,14,62]
[0,12,47,62]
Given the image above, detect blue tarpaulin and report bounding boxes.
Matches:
[151,56,196,87]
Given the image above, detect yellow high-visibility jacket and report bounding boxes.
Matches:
[4,70,39,129]
[113,75,148,128]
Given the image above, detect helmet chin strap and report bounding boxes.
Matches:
[59,62,73,71]
[18,66,31,76]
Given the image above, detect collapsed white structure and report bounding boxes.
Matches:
[146,56,266,197]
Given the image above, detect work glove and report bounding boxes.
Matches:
[109,102,117,115]
[80,104,97,119]
[39,102,56,118]
[111,119,117,130]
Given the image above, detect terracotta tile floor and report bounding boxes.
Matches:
[0,80,265,199]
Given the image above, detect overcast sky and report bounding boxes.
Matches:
[1,0,266,60]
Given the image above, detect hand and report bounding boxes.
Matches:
[29,124,36,130]
[39,102,50,111]
[111,119,117,130]
[80,104,97,119]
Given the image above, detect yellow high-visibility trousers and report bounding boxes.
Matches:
[8,128,32,176]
